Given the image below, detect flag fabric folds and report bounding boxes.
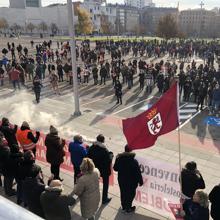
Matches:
[122,82,179,150]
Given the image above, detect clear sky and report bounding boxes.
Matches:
[0,0,219,10]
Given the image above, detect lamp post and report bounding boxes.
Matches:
[67,0,81,116]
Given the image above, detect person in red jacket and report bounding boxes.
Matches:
[9,65,21,90]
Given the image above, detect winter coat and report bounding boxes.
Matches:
[212,88,220,102]
[45,134,65,165]
[113,152,143,188]
[68,141,87,167]
[87,141,113,177]
[209,184,220,220]
[23,176,45,218]
[73,168,100,218]
[183,199,209,220]
[0,141,10,173]
[40,186,75,220]
[181,168,205,198]
[9,69,20,81]
[2,150,23,177]
[0,124,18,149]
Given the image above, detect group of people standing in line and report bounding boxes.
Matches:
[0,116,220,220]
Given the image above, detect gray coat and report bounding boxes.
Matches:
[73,168,100,218]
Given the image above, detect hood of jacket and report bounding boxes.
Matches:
[117,152,136,159]
[93,141,106,149]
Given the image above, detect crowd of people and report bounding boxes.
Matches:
[0,116,219,220]
[0,38,220,113]
[0,38,220,219]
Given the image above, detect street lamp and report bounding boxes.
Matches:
[67,0,81,116]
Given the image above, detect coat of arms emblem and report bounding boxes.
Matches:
[147,112,162,135]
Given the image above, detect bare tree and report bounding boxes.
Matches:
[26,22,36,34]
[0,18,9,33]
[156,14,180,39]
[38,21,48,33]
[50,23,59,35]
[10,23,22,34]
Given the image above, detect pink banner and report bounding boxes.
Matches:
[36,132,114,185]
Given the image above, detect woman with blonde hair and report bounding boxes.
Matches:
[73,158,100,220]
[183,189,209,220]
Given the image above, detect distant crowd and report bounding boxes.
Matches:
[0,39,220,112]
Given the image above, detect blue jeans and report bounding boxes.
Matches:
[212,100,220,112]
[0,79,3,86]
[12,80,20,90]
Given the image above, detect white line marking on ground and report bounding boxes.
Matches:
[180,109,197,113]
[112,96,155,115]
[81,94,114,106]
[179,109,204,129]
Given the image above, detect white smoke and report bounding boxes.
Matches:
[0,90,94,143]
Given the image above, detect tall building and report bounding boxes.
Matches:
[9,0,41,8]
[9,0,26,8]
[26,0,41,7]
[125,0,154,9]
[179,9,219,37]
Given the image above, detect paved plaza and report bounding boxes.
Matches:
[0,37,220,220]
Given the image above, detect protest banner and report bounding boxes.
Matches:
[36,132,114,185]
[135,156,181,220]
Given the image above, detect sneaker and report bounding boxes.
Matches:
[102,198,112,205]
[126,206,136,213]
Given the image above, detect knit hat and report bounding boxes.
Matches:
[1,117,9,126]
[50,125,58,134]
[22,121,30,128]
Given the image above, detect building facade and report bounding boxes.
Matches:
[9,0,41,8]
[125,0,155,9]
[179,9,220,37]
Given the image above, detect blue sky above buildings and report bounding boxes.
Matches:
[0,0,219,10]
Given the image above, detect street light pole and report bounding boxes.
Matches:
[67,0,81,116]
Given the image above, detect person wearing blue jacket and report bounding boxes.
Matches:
[69,135,87,184]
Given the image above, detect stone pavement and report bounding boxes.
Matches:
[0,88,219,219]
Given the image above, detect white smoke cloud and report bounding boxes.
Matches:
[0,90,94,142]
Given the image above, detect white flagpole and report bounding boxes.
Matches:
[176,81,183,203]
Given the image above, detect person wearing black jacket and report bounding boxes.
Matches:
[87,134,113,205]
[0,117,18,150]
[183,189,209,220]
[2,144,23,197]
[114,80,122,105]
[33,75,42,103]
[100,65,107,85]
[113,145,143,213]
[209,183,220,220]
[181,161,205,199]
[22,164,45,218]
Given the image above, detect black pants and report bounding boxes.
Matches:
[58,74,63,82]
[100,77,106,85]
[50,164,60,179]
[74,165,81,184]
[102,175,109,202]
[119,182,136,210]
[116,95,122,104]
[4,176,14,195]
[34,91,41,103]
[197,97,205,110]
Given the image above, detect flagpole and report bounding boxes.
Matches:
[176,81,183,206]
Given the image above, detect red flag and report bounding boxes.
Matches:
[123,82,179,150]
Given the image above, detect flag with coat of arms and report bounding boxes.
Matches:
[122,81,179,150]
